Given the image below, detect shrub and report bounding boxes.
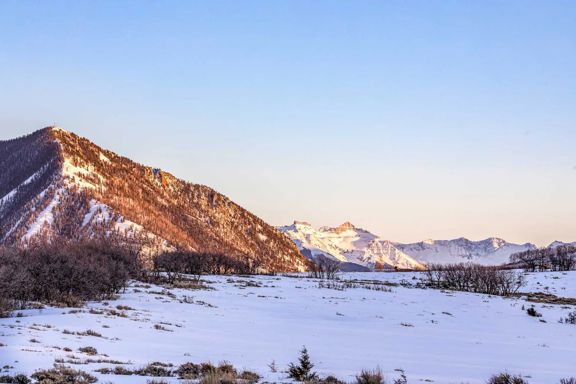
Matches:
[175,362,257,383]
[136,363,173,377]
[0,375,30,384]
[322,376,346,384]
[31,367,97,384]
[0,297,15,318]
[200,371,236,384]
[78,346,98,355]
[151,251,256,285]
[217,362,237,376]
[424,263,525,296]
[238,370,261,383]
[176,362,201,379]
[356,368,384,384]
[560,311,576,324]
[288,347,318,382]
[200,363,217,376]
[393,370,407,384]
[95,366,134,376]
[0,240,141,307]
[526,307,542,318]
[487,372,529,384]
[78,330,101,337]
[560,379,576,384]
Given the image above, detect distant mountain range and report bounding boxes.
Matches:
[279,221,569,270]
[279,221,425,271]
[0,127,308,272]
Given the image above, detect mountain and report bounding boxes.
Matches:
[548,240,576,249]
[0,127,308,272]
[278,221,425,270]
[280,221,538,268]
[395,238,537,266]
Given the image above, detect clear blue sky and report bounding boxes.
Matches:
[1,1,575,245]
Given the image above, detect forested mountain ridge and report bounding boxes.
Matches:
[0,127,307,272]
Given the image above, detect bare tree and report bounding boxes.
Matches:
[309,255,340,279]
[424,263,525,296]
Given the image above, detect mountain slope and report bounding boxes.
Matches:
[395,238,537,266]
[279,221,425,270]
[0,127,307,272]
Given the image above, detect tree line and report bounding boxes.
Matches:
[424,263,525,296]
[510,245,576,272]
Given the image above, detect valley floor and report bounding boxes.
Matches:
[1,271,575,383]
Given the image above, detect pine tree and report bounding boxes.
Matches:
[288,346,317,382]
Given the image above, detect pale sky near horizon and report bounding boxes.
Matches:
[1,1,575,246]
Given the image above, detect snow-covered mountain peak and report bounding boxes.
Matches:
[334,221,356,233]
[483,237,507,249]
[279,222,425,271]
[396,237,537,266]
[292,220,313,229]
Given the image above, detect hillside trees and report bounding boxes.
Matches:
[510,246,576,272]
[0,239,141,315]
[151,250,259,284]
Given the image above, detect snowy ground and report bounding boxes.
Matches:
[1,271,576,383]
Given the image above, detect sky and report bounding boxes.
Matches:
[1,1,575,246]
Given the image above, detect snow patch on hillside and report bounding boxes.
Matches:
[22,188,64,241]
[62,159,105,190]
[0,166,47,208]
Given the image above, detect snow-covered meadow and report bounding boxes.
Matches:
[1,271,575,383]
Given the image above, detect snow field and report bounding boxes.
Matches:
[1,271,575,383]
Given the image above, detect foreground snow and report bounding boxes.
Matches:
[1,272,575,383]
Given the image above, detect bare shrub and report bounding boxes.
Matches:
[424,263,525,296]
[78,346,98,356]
[0,240,141,308]
[321,376,346,384]
[135,363,173,377]
[0,374,31,384]
[77,330,102,337]
[356,368,384,384]
[560,378,576,384]
[318,280,393,292]
[560,310,576,324]
[487,372,529,384]
[0,297,15,318]
[176,362,201,379]
[31,367,97,384]
[526,307,542,318]
[238,370,261,383]
[393,370,408,384]
[150,251,256,285]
